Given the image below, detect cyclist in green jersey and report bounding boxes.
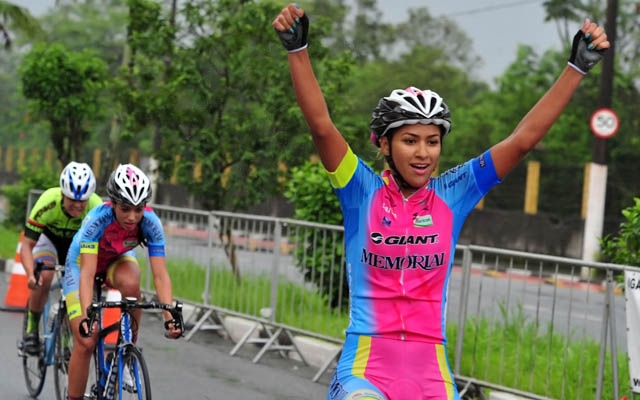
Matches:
[21,161,102,355]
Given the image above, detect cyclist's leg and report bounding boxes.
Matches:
[63,254,98,400]
[330,335,461,400]
[327,334,387,400]
[328,372,386,400]
[366,338,460,400]
[24,235,58,351]
[106,251,141,339]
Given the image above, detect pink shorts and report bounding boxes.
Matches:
[328,334,460,400]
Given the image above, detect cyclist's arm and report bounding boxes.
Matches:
[148,256,179,331]
[287,50,347,172]
[490,19,608,179]
[275,4,348,172]
[19,235,39,288]
[79,252,97,318]
[22,189,57,284]
[489,67,583,179]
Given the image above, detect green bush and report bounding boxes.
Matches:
[600,197,640,266]
[284,160,348,310]
[2,160,59,228]
[0,225,20,259]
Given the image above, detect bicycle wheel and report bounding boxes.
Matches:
[116,345,151,400]
[20,300,47,397]
[53,304,73,400]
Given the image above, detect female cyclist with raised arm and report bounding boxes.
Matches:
[273,4,609,400]
[21,162,101,355]
[63,164,182,400]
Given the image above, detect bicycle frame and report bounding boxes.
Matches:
[22,264,65,365]
[19,262,70,400]
[41,279,63,366]
[93,301,136,399]
[84,281,183,400]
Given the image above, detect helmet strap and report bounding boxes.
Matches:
[385,143,417,193]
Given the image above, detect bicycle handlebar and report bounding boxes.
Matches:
[33,261,65,288]
[80,298,184,339]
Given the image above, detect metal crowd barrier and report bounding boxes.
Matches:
[26,191,638,399]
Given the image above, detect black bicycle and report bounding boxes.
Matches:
[17,261,72,400]
[79,277,183,400]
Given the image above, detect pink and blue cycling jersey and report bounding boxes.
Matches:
[63,202,165,320]
[326,147,500,400]
[65,202,165,274]
[329,147,499,343]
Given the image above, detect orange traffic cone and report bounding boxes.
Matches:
[1,232,29,312]
[103,288,121,345]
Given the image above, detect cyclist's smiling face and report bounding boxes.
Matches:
[113,203,145,231]
[380,123,442,195]
[62,196,89,218]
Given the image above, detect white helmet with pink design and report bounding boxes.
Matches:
[106,163,152,206]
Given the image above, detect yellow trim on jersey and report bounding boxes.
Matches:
[106,255,138,284]
[66,290,82,320]
[351,335,372,379]
[436,344,455,399]
[327,147,358,189]
[80,242,99,254]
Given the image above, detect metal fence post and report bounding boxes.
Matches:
[606,269,620,400]
[595,269,619,400]
[454,245,472,374]
[202,211,215,306]
[27,189,37,223]
[268,219,283,324]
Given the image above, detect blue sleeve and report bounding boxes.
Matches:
[433,149,500,216]
[472,150,501,194]
[141,210,165,257]
[80,204,113,243]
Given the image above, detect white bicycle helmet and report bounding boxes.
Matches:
[106,164,152,206]
[59,161,96,201]
[369,86,452,147]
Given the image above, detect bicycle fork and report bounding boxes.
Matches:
[99,312,134,400]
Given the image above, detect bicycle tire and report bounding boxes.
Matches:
[53,303,73,400]
[20,300,47,397]
[116,345,151,400]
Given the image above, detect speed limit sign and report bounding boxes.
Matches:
[590,108,619,139]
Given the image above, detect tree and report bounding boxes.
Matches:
[116,0,352,212]
[600,197,640,266]
[39,0,128,72]
[0,1,43,49]
[111,0,355,278]
[542,0,589,44]
[394,7,483,73]
[19,43,108,165]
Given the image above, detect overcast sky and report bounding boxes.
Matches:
[11,0,570,83]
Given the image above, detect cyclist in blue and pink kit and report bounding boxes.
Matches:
[63,164,182,400]
[273,4,609,399]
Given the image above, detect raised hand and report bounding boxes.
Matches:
[568,18,610,75]
[272,3,309,53]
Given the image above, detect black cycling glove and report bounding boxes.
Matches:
[275,13,309,53]
[568,30,606,75]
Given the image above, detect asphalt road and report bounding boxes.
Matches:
[0,272,329,400]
